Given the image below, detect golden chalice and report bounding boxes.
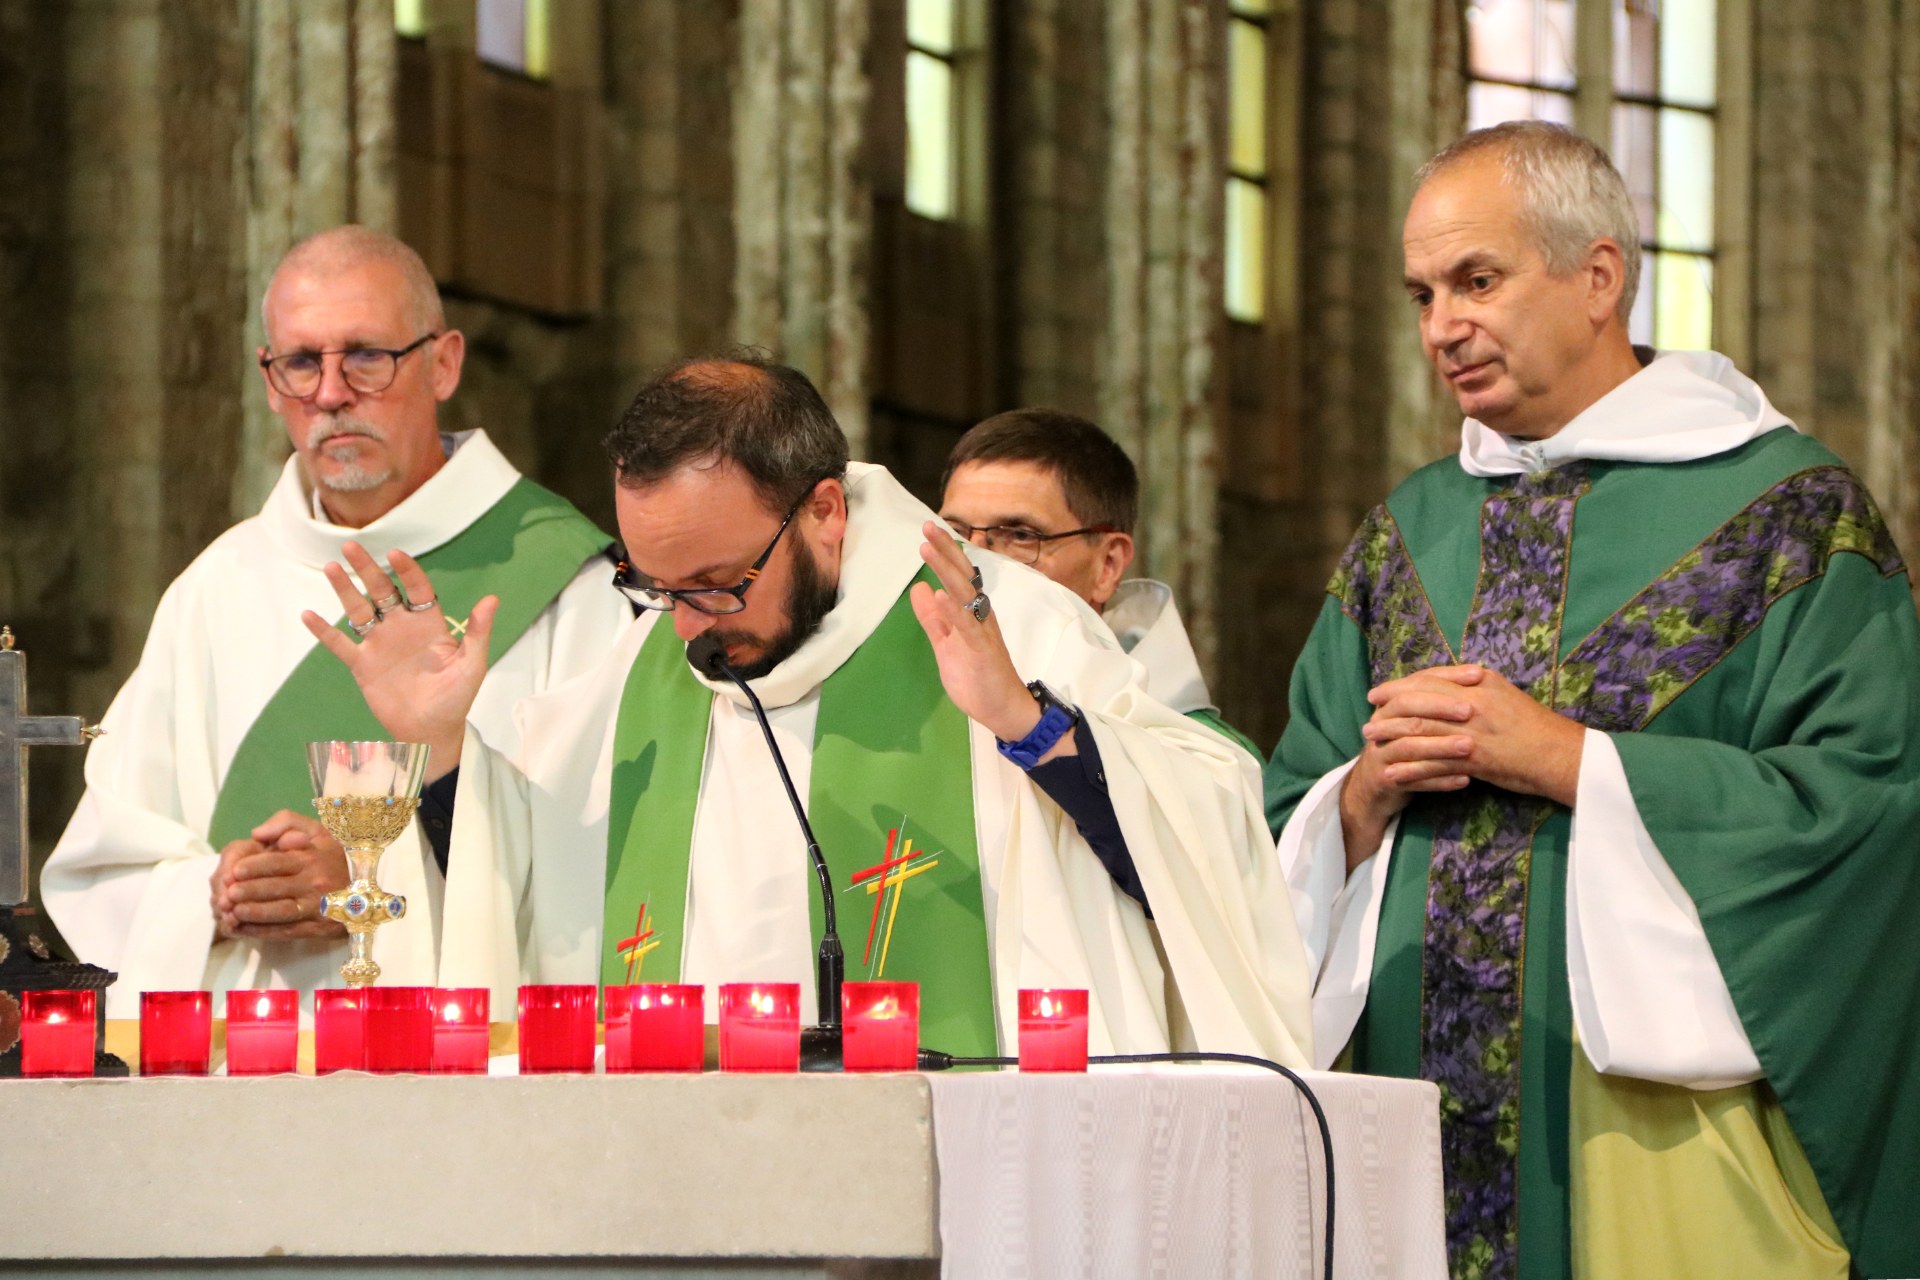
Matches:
[308,740,429,987]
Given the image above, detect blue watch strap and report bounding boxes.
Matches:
[997,700,1077,770]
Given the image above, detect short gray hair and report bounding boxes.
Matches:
[261,225,446,341]
[1416,121,1641,322]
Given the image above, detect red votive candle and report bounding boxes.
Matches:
[224,989,298,1075]
[22,989,96,1077]
[517,984,595,1073]
[841,981,920,1072]
[139,990,211,1076]
[1017,988,1090,1073]
[365,986,434,1074]
[431,988,490,1074]
[606,983,704,1073]
[718,982,800,1073]
[314,989,366,1074]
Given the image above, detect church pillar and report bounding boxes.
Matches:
[238,0,399,515]
[1748,0,1918,567]
[733,0,873,456]
[1099,0,1227,673]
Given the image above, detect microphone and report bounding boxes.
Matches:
[686,634,845,1071]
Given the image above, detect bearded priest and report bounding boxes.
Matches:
[309,353,1311,1067]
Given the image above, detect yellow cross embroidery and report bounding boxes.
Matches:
[865,855,940,977]
[446,614,468,640]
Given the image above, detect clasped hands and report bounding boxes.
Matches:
[211,810,348,940]
[1338,664,1584,872]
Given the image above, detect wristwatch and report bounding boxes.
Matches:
[996,680,1079,770]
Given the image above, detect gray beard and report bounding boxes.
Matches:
[305,415,395,493]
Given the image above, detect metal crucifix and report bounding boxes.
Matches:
[0,626,97,908]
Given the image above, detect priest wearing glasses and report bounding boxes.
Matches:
[309,353,1312,1065]
[42,226,630,1014]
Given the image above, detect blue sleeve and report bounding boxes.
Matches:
[1024,729,1149,916]
[418,766,460,877]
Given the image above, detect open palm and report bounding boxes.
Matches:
[301,541,495,779]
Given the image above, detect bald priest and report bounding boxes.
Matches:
[43,228,631,1012]
[310,354,1312,1064]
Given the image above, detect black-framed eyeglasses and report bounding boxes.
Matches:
[942,517,1117,566]
[612,488,815,616]
[259,332,441,399]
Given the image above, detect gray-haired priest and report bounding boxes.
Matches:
[312,353,1312,1066]
[1265,122,1920,1280]
[42,227,632,1013]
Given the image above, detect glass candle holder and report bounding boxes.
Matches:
[718,982,801,1073]
[841,981,920,1073]
[431,988,490,1074]
[139,990,212,1076]
[606,983,704,1073]
[21,989,96,1077]
[225,989,299,1075]
[365,986,434,1074]
[1017,988,1090,1073]
[314,989,367,1074]
[517,984,596,1074]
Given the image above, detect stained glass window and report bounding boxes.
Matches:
[1462,0,1718,349]
[1466,0,1577,130]
[905,0,958,220]
[1611,0,1716,349]
[476,0,552,81]
[1227,2,1271,323]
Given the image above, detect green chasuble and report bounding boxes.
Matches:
[207,479,609,847]
[599,567,997,1058]
[1264,429,1920,1280]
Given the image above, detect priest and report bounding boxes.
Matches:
[1266,121,1920,1279]
[42,227,631,1014]
[938,408,1261,758]
[313,354,1311,1065]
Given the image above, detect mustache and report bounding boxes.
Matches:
[305,415,387,451]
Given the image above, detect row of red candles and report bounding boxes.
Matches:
[11,984,1092,1078]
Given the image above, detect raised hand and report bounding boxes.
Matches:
[908,521,1066,756]
[301,541,496,781]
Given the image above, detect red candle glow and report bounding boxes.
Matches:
[718,982,800,1073]
[139,990,211,1076]
[431,988,490,1074]
[517,984,595,1073]
[314,989,366,1074]
[606,983,704,1073]
[224,989,298,1076]
[365,986,434,1074]
[1017,988,1089,1073]
[841,981,920,1072]
[22,989,96,1077]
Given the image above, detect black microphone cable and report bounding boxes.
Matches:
[914,1047,1337,1280]
[686,636,846,1058]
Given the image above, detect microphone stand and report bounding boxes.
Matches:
[690,638,845,1071]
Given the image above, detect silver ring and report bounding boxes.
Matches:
[969,566,984,591]
[967,591,991,623]
[349,615,379,638]
[404,596,438,612]
[370,592,404,617]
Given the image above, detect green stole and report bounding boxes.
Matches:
[207,478,609,848]
[600,567,997,1057]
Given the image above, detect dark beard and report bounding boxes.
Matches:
[711,535,838,681]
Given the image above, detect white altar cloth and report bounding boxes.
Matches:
[928,1068,1446,1280]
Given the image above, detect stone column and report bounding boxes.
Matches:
[1099,0,1227,672]
[733,0,872,454]
[237,0,399,517]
